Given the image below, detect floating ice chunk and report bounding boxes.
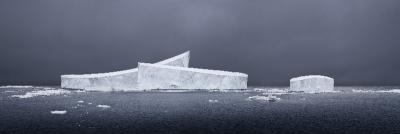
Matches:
[75,90,86,93]
[208,99,219,103]
[51,110,67,115]
[290,75,334,93]
[0,85,33,89]
[352,89,400,93]
[247,95,281,102]
[262,88,289,95]
[12,89,71,99]
[97,105,111,108]
[138,63,248,90]
[61,51,190,91]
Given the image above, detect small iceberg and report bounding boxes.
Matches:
[290,75,334,93]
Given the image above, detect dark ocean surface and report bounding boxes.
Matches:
[1,86,400,134]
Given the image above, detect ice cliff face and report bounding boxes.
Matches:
[138,63,248,90]
[290,75,334,93]
[61,51,190,91]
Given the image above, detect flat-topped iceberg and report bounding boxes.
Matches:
[61,51,190,91]
[290,75,334,93]
[137,63,248,90]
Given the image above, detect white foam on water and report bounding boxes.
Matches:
[11,89,71,99]
[50,110,67,115]
[97,105,111,108]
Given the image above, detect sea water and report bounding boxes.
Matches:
[1,86,400,134]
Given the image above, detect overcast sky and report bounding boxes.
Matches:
[0,0,399,86]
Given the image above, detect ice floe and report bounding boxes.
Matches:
[97,105,111,108]
[0,85,33,88]
[50,110,67,115]
[261,88,289,95]
[208,99,219,103]
[352,89,400,93]
[11,89,71,99]
[247,95,281,102]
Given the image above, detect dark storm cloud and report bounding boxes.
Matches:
[0,0,400,85]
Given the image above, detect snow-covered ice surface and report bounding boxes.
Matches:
[290,75,334,93]
[138,63,248,90]
[61,51,190,91]
[50,110,67,115]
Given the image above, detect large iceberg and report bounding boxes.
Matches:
[137,63,248,90]
[289,75,334,93]
[61,51,190,91]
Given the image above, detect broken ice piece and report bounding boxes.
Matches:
[208,99,219,103]
[51,110,67,115]
[247,95,281,102]
[97,105,111,108]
